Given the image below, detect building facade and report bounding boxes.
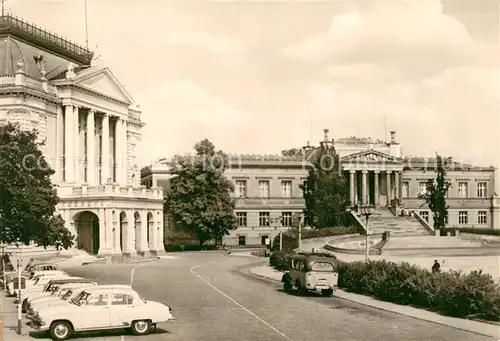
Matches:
[0,16,165,260]
[142,129,497,246]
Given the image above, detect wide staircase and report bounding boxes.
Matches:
[362,207,431,237]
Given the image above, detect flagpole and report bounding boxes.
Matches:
[84,0,89,49]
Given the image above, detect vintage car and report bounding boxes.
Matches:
[12,272,69,298]
[25,263,61,278]
[21,277,86,312]
[27,285,133,319]
[31,286,174,341]
[27,283,98,318]
[281,253,339,296]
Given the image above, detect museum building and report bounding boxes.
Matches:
[142,129,497,246]
[0,15,165,260]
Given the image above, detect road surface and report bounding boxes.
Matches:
[32,252,493,341]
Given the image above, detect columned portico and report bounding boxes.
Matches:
[342,149,404,207]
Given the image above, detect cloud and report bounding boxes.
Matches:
[140,31,249,67]
[137,80,251,163]
[282,0,475,67]
[282,0,499,165]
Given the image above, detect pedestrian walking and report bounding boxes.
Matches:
[432,260,441,273]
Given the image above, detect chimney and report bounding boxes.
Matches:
[306,141,310,148]
[390,130,396,144]
[323,128,329,142]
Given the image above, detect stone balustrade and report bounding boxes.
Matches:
[57,184,163,200]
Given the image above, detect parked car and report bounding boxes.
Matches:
[28,285,133,319]
[281,253,339,296]
[27,283,98,319]
[22,277,86,313]
[12,272,68,298]
[25,263,60,278]
[31,286,174,340]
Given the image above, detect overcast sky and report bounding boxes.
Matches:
[9,0,499,167]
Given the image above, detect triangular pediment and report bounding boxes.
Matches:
[341,150,402,164]
[73,67,133,104]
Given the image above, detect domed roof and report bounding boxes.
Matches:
[0,36,79,80]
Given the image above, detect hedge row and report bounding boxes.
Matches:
[338,260,500,321]
[270,252,500,321]
[166,244,218,252]
[271,226,358,252]
[443,227,500,236]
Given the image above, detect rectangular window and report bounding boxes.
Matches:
[418,182,427,195]
[281,180,292,198]
[459,211,468,224]
[477,182,487,198]
[281,212,292,227]
[402,181,409,198]
[259,212,270,226]
[458,182,468,198]
[478,211,487,224]
[235,180,247,198]
[258,180,270,198]
[238,235,246,246]
[419,211,429,222]
[236,212,247,227]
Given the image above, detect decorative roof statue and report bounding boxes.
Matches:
[66,62,76,79]
[33,53,46,72]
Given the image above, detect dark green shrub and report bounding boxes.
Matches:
[269,251,289,270]
[443,227,500,236]
[166,244,218,252]
[271,234,297,252]
[337,260,500,321]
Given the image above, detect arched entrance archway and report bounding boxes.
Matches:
[147,212,154,249]
[73,211,100,254]
[134,212,141,251]
[119,212,127,251]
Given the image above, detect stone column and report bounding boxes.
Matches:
[115,118,123,185]
[97,208,107,255]
[113,213,121,255]
[56,106,64,182]
[101,114,110,184]
[362,170,368,205]
[122,211,136,259]
[374,171,380,206]
[122,119,128,185]
[86,110,96,185]
[156,211,166,255]
[73,106,80,183]
[148,215,155,250]
[349,170,355,205]
[394,171,400,202]
[139,211,149,256]
[386,171,392,205]
[64,105,74,182]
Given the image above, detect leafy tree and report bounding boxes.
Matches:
[164,139,237,246]
[418,154,450,230]
[281,148,303,157]
[0,123,73,249]
[300,142,350,228]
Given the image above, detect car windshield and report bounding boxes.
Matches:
[311,262,335,272]
[61,289,72,300]
[70,291,89,306]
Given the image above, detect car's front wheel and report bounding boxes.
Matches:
[131,320,152,335]
[49,321,73,341]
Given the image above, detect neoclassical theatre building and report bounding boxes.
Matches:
[0,15,165,260]
[142,129,497,246]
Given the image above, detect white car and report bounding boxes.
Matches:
[31,286,174,341]
[13,272,68,298]
[27,283,97,318]
[22,277,86,312]
[28,285,132,319]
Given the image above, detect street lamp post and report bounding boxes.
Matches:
[0,242,6,290]
[292,213,303,253]
[359,205,375,262]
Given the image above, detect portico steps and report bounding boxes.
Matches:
[355,207,431,237]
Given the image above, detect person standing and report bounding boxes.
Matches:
[432,260,441,273]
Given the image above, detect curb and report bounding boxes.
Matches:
[247,267,500,338]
